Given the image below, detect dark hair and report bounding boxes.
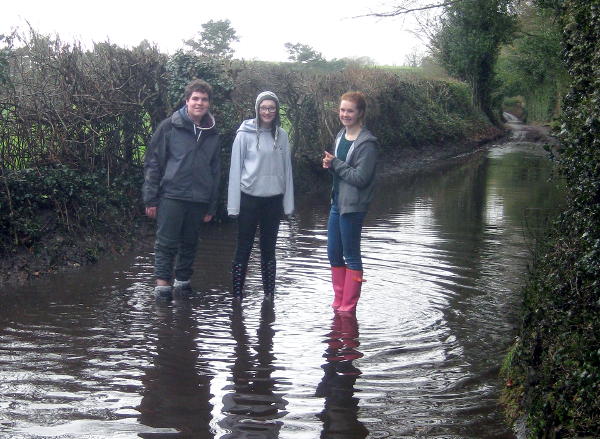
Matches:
[257,95,280,139]
[184,79,213,102]
[340,91,367,122]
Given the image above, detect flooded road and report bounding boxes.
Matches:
[0,132,564,438]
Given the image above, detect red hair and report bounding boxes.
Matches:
[340,91,366,122]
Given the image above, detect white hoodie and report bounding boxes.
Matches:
[227,117,294,216]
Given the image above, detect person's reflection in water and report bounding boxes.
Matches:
[316,312,368,438]
[138,301,214,438]
[220,299,287,438]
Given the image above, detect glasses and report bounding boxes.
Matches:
[259,106,277,113]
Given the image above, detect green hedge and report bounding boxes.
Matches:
[502,1,600,436]
[0,29,491,259]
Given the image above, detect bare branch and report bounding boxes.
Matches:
[354,0,460,18]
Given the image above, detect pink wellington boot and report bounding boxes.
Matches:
[330,266,346,309]
[337,269,364,313]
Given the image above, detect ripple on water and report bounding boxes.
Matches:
[0,143,564,438]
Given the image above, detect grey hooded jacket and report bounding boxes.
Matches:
[142,107,221,215]
[329,127,379,215]
[227,92,294,216]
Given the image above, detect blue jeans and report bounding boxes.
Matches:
[327,203,366,271]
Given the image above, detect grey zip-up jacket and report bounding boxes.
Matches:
[142,107,221,216]
[329,127,379,214]
[227,119,294,216]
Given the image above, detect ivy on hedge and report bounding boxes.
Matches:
[503,0,600,436]
[0,165,143,250]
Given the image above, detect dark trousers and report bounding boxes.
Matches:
[154,198,208,282]
[233,192,283,265]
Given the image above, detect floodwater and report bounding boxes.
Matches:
[0,126,564,438]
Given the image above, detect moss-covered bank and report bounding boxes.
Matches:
[500,1,600,436]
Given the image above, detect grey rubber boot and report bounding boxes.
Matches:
[154,285,173,301]
[173,279,194,298]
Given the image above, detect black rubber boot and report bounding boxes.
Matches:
[261,259,276,297]
[232,262,247,299]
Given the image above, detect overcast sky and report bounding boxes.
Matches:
[1,0,428,66]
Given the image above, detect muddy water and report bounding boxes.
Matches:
[0,136,563,438]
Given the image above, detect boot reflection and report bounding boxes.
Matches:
[316,312,368,438]
[138,302,214,437]
[220,298,287,438]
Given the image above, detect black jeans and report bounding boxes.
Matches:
[233,192,283,265]
[154,198,208,282]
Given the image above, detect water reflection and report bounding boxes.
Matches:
[0,141,565,438]
[138,301,213,438]
[316,312,367,438]
[219,299,287,437]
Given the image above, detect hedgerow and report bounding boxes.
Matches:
[502,1,600,436]
[0,27,491,272]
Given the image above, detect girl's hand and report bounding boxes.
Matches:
[322,151,334,169]
[145,206,157,219]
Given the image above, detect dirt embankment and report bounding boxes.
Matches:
[379,116,558,178]
[380,123,507,177]
[0,223,154,288]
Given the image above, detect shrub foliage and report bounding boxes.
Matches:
[0,28,488,263]
[503,0,600,436]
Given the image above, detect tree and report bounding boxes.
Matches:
[365,0,517,122]
[184,19,239,59]
[404,47,425,67]
[430,0,517,121]
[495,1,567,121]
[134,39,155,53]
[502,0,600,435]
[284,42,325,64]
[360,0,460,16]
[0,32,15,85]
[346,56,376,67]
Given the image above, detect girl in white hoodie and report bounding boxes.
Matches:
[227,91,294,299]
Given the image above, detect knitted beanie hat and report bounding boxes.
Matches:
[255,91,280,148]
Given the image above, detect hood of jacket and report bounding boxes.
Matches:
[336,126,378,149]
[238,92,284,150]
[237,118,259,134]
[254,91,281,129]
[334,126,378,164]
[171,106,216,140]
[236,118,284,151]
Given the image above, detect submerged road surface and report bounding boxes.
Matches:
[0,126,564,438]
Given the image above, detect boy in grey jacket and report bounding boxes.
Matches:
[143,79,221,300]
